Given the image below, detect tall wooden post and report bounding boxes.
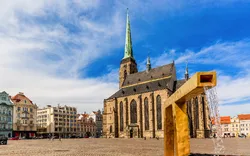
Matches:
[163,72,217,156]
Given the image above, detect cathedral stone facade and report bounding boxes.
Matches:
[103,11,210,139]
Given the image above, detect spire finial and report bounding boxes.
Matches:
[123,8,134,59]
[146,52,151,72]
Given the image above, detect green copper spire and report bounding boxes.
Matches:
[123,8,134,59]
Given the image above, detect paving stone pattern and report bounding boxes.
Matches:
[0,138,249,156]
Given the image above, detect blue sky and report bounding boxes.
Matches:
[0,0,250,116]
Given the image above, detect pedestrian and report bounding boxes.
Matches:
[48,134,51,141]
[59,135,62,142]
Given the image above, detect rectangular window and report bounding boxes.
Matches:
[30,108,33,112]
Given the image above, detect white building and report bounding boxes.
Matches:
[238,114,250,137]
[37,105,77,138]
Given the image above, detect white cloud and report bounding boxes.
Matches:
[0,0,122,113]
[217,74,250,105]
[148,40,250,116]
[219,103,250,117]
[0,0,249,115]
[0,68,117,113]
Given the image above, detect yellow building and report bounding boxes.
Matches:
[12,92,38,138]
[231,116,240,137]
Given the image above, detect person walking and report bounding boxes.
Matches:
[48,134,51,141]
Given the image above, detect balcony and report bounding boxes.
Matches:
[23,124,28,127]
[21,117,29,119]
[16,122,21,126]
[29,123,34,127]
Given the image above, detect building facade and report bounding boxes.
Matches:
[220,116,231,137]
[77,113,96,137]
[238,114,250,137]
[95,110,103,137]
[12,92,37,138]
[37,105,77,138]
[0,91,13,138]
[230,116,240,137]
[212,116,240,137]
[103,11,210,139]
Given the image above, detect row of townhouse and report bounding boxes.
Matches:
[0,91,103,138]
[212,114,250,137]
[37,105,100,138]
[0,91,38,138]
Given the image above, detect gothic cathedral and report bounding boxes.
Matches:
[103,10,211,139]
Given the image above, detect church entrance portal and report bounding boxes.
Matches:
[127,124,139,138]
[130,128,133,138]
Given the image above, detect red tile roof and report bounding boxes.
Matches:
[211,116,231,124]
[11,92,33,104]
[238,114,250,120]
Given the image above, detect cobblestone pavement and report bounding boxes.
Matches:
[0,138,249,156]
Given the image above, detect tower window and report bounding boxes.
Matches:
[124,70,127,78]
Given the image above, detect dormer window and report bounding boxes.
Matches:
[158,82,161,87]
[138,78,141,81]
[162,73,164,76]
[146,86,149,89]
[133,88,136,92]
[122,90,125,94]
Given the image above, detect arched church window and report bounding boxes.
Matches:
[144,97,149,130]
[156,95,162,130]
[120,102,124,131]
[130,100,137,124]
[125,103,128,125]
[110,125,112,133]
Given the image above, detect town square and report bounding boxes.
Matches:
[0,138,250,156]
[1,0,250,156]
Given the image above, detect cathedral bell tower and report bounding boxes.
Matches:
[119,9,138,88]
